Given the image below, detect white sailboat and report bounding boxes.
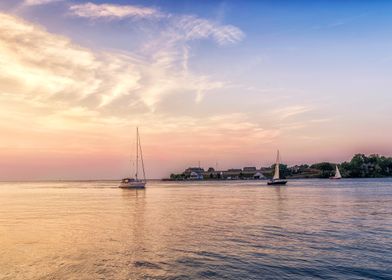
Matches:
[267,150,287,185]
[330,165,342,180]
[119,127,146,189]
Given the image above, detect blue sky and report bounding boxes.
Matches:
[0,0,392,179]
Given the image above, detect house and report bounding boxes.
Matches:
[222,169,242,179]
[184,167,204,175]
[253,172,265,179]
[189,171,203,180]
[179,166,269,180]
[184,167,204,180]
[242,166,258,179]
[243,167,257,172]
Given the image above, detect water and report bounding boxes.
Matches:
[0,179,391,279]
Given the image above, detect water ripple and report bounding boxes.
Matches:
[0,179,391,279]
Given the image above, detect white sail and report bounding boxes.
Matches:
[334,165,342,179]
[273,150,280,180]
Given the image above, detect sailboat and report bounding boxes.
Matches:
[330,165,342,180]
[267,150,287,185]
[119,127,147,189]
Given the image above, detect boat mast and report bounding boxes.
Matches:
[138,129,146,182]
[135,127,139,180]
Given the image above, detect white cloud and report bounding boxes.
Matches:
[69,2,160,19]
[0,13,132,107]
[23,0,63,6]
[69,2,244,46]
[0,12,228,113]
[176,15,244,45]
[65,3,244,107]
[273,105,313,120]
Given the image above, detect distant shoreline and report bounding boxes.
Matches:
[161,176,392,182]
[164,154,392,181]
[1,177,392,183]
[1,154,391,182]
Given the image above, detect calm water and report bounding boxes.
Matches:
[0,179,391,279]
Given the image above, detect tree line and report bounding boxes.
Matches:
[282,154,392,178]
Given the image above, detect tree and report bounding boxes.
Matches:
[310,162,334,178]
[380,156,392,176]
[349,154,366,177]
[339,161,351,177]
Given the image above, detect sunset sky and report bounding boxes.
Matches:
[1,0,392,180]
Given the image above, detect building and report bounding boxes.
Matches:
[184,167,204,174]
[243,167,257,172]
[189,171,203,180]
[184,167,204,180]
[253,172,265,179]
[179,166,270,180]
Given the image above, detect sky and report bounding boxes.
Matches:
[0,0,392,180]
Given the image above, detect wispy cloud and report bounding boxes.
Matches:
[0,12,229,113]
[272,105,313,120]
[23,0,63,6]
[69,2,160,19]
[69,2,244,46]
[175,15,244,45]
[0,13,125,106]
[65,3,244,107]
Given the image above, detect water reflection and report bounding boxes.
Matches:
[274,185,287,200]
[0,180,391,279]
[120,188,146,200]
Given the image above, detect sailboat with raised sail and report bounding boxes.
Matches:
[119,127,146,189]
[330,165,342,180]
[267,150,287,185]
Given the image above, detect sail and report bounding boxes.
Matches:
[334,165,342,179]
[273,150,280,180]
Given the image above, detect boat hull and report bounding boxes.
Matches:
[267,180,287,185]
[329,177,342,180]
[119,181,146,189]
